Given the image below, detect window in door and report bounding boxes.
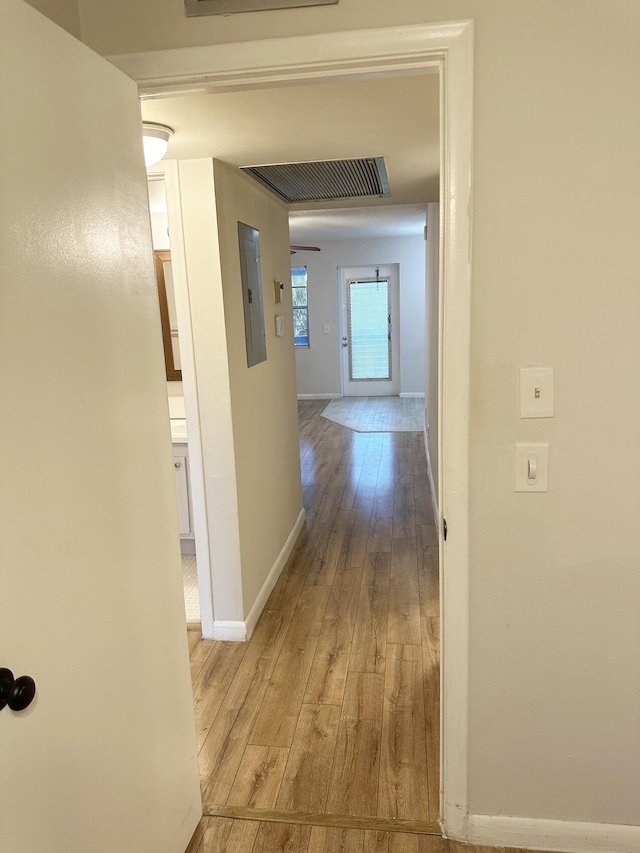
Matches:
[347,278,392,380]
[292,266,309,347]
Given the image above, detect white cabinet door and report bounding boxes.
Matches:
[0,3,201,852]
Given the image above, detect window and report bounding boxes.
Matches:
[348,278,391,380]
[291,266,309,347]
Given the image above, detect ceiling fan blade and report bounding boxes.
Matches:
[289,245,321,252]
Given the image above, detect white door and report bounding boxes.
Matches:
[340,264,400,396]
[0,4,201,852]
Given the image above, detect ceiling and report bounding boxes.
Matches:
[288,204,429,243]
[142,72,439,241]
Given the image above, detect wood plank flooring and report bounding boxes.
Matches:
[188,400,440,850]
[186,401,568,853]
[186,815,551,853]
[185,400,562,852]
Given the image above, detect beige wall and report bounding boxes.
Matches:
[465,2,640,824]
[213,161,303,615]
[176,159,244,625]
[73,0,640,829]
[293,235,426,397]
[25,0,81,37]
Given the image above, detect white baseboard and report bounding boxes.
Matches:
[467,814,640,853]
[211,620,247,641]
[212,508,305,641]
[399,392,426,398]
[297,393,342,400]
[244,507,306,639]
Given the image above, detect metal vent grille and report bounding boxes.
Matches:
[185,0,337,17]
[240,157,390,203]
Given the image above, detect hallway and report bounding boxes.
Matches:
[187,399,440,850]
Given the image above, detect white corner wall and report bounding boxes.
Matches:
[294,234,426,397]
[176,159,244,630]
[176,159,303,637]
[213,161,303,623]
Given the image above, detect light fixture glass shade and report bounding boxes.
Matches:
[142,122,174,167]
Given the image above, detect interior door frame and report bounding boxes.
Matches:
[112,21,474,840]
[339,264,400,397]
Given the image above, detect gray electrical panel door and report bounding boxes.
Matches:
[238,221,267,367]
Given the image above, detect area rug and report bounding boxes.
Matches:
[321,396,424,432]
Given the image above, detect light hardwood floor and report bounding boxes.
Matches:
[186,816,554,853]
[185,401,557,852]
[321,396,425,432]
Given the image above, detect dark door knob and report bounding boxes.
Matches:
[0,668,36,712]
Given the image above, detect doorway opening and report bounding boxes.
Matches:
[124,19,473,835]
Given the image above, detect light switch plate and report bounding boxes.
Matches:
[520,367,554,418]
[515,443,549,492]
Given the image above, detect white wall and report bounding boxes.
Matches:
[213,161,303,616]
[72,0,640,836]
[153,159,302,637]
[176,159,244,628]
[294,235,426,397]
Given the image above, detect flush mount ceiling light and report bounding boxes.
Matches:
[142,122,174,167]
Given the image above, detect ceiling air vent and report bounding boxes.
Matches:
[185,0,337,17]
[240,157,391,204]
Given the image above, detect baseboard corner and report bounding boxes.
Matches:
[211,620,247,641]
[244,507,306,639]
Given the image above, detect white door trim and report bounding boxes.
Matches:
[147,161,216,639]
[111,21,474,839]
[110,23,466,98]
